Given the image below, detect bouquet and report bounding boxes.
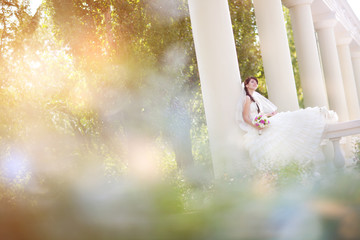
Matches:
[253,114,270,135]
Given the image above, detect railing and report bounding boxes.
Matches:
[322,119,360,168]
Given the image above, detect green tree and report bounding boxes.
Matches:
[0,0,264,184]
[0,0,40,80]
[42,0,263,177]
[45,0,203,176]
[283,6,303,107]
[230,0,266,95]
[230,0,262,79]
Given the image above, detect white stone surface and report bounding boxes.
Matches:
[315,15,350,121]
[187,0,246,178]
[337,38,360,120]
[283,0,329,108]
[352,52,360,106]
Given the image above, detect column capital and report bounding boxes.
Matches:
[282,0,313,8]
[314,12,338,30]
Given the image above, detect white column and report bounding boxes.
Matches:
[188,0,245,178]
[337,38,360,120]
[253,0,299,111]
[282,0,328,108]
[352,52,360,105]
[314,16,349,121]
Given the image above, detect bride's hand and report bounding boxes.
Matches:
[254,125,262,130]
[267,111,277,117]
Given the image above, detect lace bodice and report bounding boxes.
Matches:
[237,91,277,133]
[249,101,259,122]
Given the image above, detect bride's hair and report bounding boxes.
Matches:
[244,77,260,113]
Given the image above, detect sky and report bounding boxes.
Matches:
[347,0,360,20]
[29,0,42,14]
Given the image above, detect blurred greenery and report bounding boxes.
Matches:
[1,1,357,240]
[283,6,303,108]
[0,0,263,183]
[1,162,360,240]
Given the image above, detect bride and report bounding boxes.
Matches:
[237,77,338,171]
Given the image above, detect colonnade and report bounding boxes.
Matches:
[257,0,360,121]
[188,0,360,177]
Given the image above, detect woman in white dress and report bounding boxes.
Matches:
[237,77,338,172]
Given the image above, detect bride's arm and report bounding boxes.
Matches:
[242,96,261,130]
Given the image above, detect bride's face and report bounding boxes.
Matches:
[246,79,258,91]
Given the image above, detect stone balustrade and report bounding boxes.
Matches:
[323,120,360,168]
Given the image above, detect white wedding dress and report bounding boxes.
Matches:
[237,93,338,171]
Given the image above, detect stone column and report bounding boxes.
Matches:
[337,37,360,120]
[314,15,349,121]
[188,0,246,178]
[282,0,328,108]
[352,52,360,104]
[253,0,299,111]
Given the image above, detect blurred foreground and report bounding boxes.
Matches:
[1,160,360,240]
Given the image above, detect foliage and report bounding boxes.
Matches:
[0,0,39,81]
[229,0,262,79]
[283,6,304,108]
[351,137,360,171]
[229,0,266,95]
[0,0,265,180]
